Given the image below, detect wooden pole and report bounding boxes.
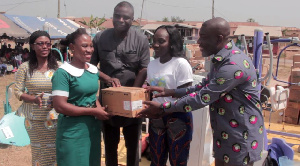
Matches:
[212,0,215,18]
[139,0,145,26]
[57,0,60,18]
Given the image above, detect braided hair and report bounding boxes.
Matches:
[28,30,58,76]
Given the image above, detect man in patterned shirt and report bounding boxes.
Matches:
[137,17,264,166]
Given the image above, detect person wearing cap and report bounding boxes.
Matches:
[14,30,60,166]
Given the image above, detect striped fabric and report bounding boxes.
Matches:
[14,61,58,120]
[14,61,60,166]
[26,119,57,166]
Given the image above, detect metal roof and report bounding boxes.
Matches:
[141,24,164,30]
[141,23,199,30]
[234,26,282,37]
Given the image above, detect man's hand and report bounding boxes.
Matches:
[137,101,164,119]
[105,77,121,87]
[144,86,175,98]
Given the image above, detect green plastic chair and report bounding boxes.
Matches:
[0,82,30,146]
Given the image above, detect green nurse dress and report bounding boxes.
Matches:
[52,62,101,166]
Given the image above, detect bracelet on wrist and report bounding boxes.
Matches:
[159,103,165,116]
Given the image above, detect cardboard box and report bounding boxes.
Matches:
[293,62,300,68]
[288,90,300,102]
[289,85,300,90]
[293,54,300,64]
[291,68,300,77]
[285,116,299,125]
[287,101,300,109]
[285,105,300,125]
[102,87,150,118]
[291,75,300,84]
[284,106,300,118]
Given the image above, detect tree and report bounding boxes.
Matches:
[247,18,255,22]
[162,17,169,22]
[79,15,106,30]
[282,28,288,37]
[161,16,185,23]
[170,16,185,23]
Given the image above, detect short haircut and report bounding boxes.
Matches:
[114,1,134,15]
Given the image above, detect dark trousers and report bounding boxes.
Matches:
[102,117,142,166]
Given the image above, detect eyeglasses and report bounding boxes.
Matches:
[33,42,52,47]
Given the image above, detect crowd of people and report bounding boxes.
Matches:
[0,39,72,76]
[0,42,27,75]
[10,1,265,166]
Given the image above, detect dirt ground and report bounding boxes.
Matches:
[0,50,299,166]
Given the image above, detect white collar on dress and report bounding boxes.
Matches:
[60,62,98,77]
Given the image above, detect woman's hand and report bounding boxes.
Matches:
[144,86,175,98]
[34,92,44,108]
[93,107,111,120]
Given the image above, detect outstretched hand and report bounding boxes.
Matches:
[136,101,164,119]
[144,86,175,98]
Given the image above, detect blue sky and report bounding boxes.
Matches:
[1,0,299,28]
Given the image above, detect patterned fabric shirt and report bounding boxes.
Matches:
[162,41,264,165]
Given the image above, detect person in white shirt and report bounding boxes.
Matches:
[146,25,193,166]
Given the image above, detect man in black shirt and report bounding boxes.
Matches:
[90,1,150,166]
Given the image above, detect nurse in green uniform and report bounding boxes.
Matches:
[51,28,110,166]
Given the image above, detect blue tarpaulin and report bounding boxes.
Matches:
[4,14,79,39]
[0,14,30,38]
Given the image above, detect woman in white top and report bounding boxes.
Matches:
[146,25,193,166]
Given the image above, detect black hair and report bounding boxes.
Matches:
[60,28,88,46]
[154,25,185,58]
[114,1,134,15]
[28,30,58,77]
[23,48,29,53]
